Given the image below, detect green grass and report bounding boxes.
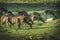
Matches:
[0,19,60,40]
[0,2,60,40]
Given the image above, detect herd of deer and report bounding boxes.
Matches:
[0,7,57,29]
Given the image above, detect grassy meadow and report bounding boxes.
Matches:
[0,19,60,40]
[0,1,60,40]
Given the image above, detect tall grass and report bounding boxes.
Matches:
[0,19,60,40]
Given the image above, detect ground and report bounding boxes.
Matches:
[0,19,60,40]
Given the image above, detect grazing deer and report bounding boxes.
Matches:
[32,12,45,24]
[45,9,57,19]
[1,11,14,28]
[18,11,33,28]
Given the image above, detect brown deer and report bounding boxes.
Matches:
[45,9,57,19]
[17,11,33,28]
[1,11,14,28]
[32,12,45,24]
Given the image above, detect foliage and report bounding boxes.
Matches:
[0,2,60,40]
[0,19,60,40]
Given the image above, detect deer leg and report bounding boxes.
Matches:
[32,17,34,24]
[28,23,32,29]
[18,23,21,29]
[25,21,32,29]
[8,23,12,28]
[17,19,21,29]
